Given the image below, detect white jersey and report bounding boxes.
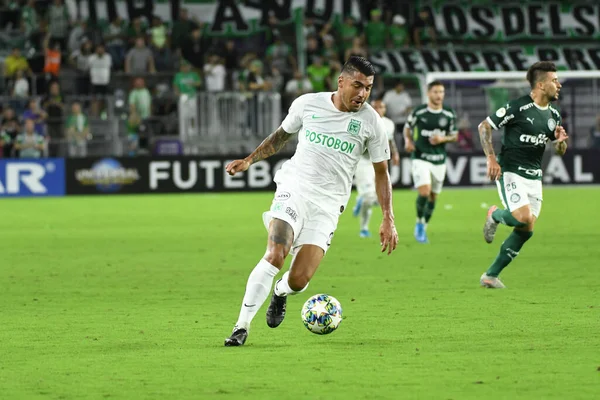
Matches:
[361,116,395,160]
[277,92,390,215]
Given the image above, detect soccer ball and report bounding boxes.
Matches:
[301,294,343,335]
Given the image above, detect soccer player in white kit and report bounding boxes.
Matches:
[352,99,400,238]
[223,57,399,346]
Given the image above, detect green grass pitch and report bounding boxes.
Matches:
[1,187,599,399]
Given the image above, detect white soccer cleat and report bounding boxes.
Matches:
[483,205,499,244]
[480,273,506,289]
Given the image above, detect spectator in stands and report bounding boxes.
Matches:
[247,60,271,92]
[104,16,126,70]
[47,0,71,52]
[413,7,437,49]
[344,36,368,61]
[65,101,90,158]
[125,37,156,75]
[0,108,20,157]
[327,60,342,91]
[222,40,239,90]
[126,17,146,48]
[203,55,226,92]
[0,131,9,158]
[128,77,152,120]
[592,114,600,148]
[181,26,207,71]
[22,99,47,138]
[321,34,341,65]
[266,67,283,94]
[174,61,202,96]
[382,81,412,132]
[12,70,30,99]
[14,119,44,158]
[150,16,170,72]
[237,53,258,91]
[4,47,32,88]
[285,70,313,98]
[43,35,62,87]
[21,0,38,38]
[265,34,296,81]
[126,110,141,157]
[388,14,409,49]
[364,9,387,53]
[336,16,360,54]
[171,8,197,53]
[70,38,93,95]
[88,43,112,117]
[43,81,65,154]
[302,17,317,39]
[305,35,321,66]
[306,56,331,92]
[67,20,88,54]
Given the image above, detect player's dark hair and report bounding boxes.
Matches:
[427,80,444,90]
[526,61,557,89]
[341,56,376,77]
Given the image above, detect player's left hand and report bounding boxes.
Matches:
[429,136,444,145]
[555,126,568,142]
[379,219,398,255]
[392,153,400,166]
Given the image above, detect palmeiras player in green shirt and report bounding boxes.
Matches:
[404,80,458,244]
[479,61,568,288]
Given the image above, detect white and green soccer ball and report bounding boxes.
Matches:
[301,294,343,335]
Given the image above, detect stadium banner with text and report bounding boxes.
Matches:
[64,151,599,195]
[71,0,360,36]
[371,45,600,75]
[427,2,600,42]
[0,158,65,198]
[65,157,147,195]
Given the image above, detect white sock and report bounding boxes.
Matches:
[273,270,309,297]
[234,259,279,331]
[360,199,374,231]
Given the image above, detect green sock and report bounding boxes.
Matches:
[486,230,534,277]
[424,201,436,223]
[492,209,527,228]
[416,195,428,220]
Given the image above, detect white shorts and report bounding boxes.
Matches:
[411,159,447,194]
[354,157,377,202]
[262,187,339,255]
[496,172,543,217]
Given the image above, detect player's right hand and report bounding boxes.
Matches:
[404,141,415,153]
[226,159,251,176]
[486,157,501,181]
[379,219,398,255]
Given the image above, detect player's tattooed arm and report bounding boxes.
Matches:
[478,119,495,158]
[245,126,292,165]
[554,140,567,156]
[553,125,568,156]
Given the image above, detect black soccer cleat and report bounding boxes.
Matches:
[266,289,287,328]
[224,328,248,347]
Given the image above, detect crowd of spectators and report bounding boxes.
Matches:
[7,1,591,157]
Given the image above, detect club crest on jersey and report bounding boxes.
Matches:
[347,119,361,135]
[496,107,507,118]
[547,118,557,131]
[439,117,448,127]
